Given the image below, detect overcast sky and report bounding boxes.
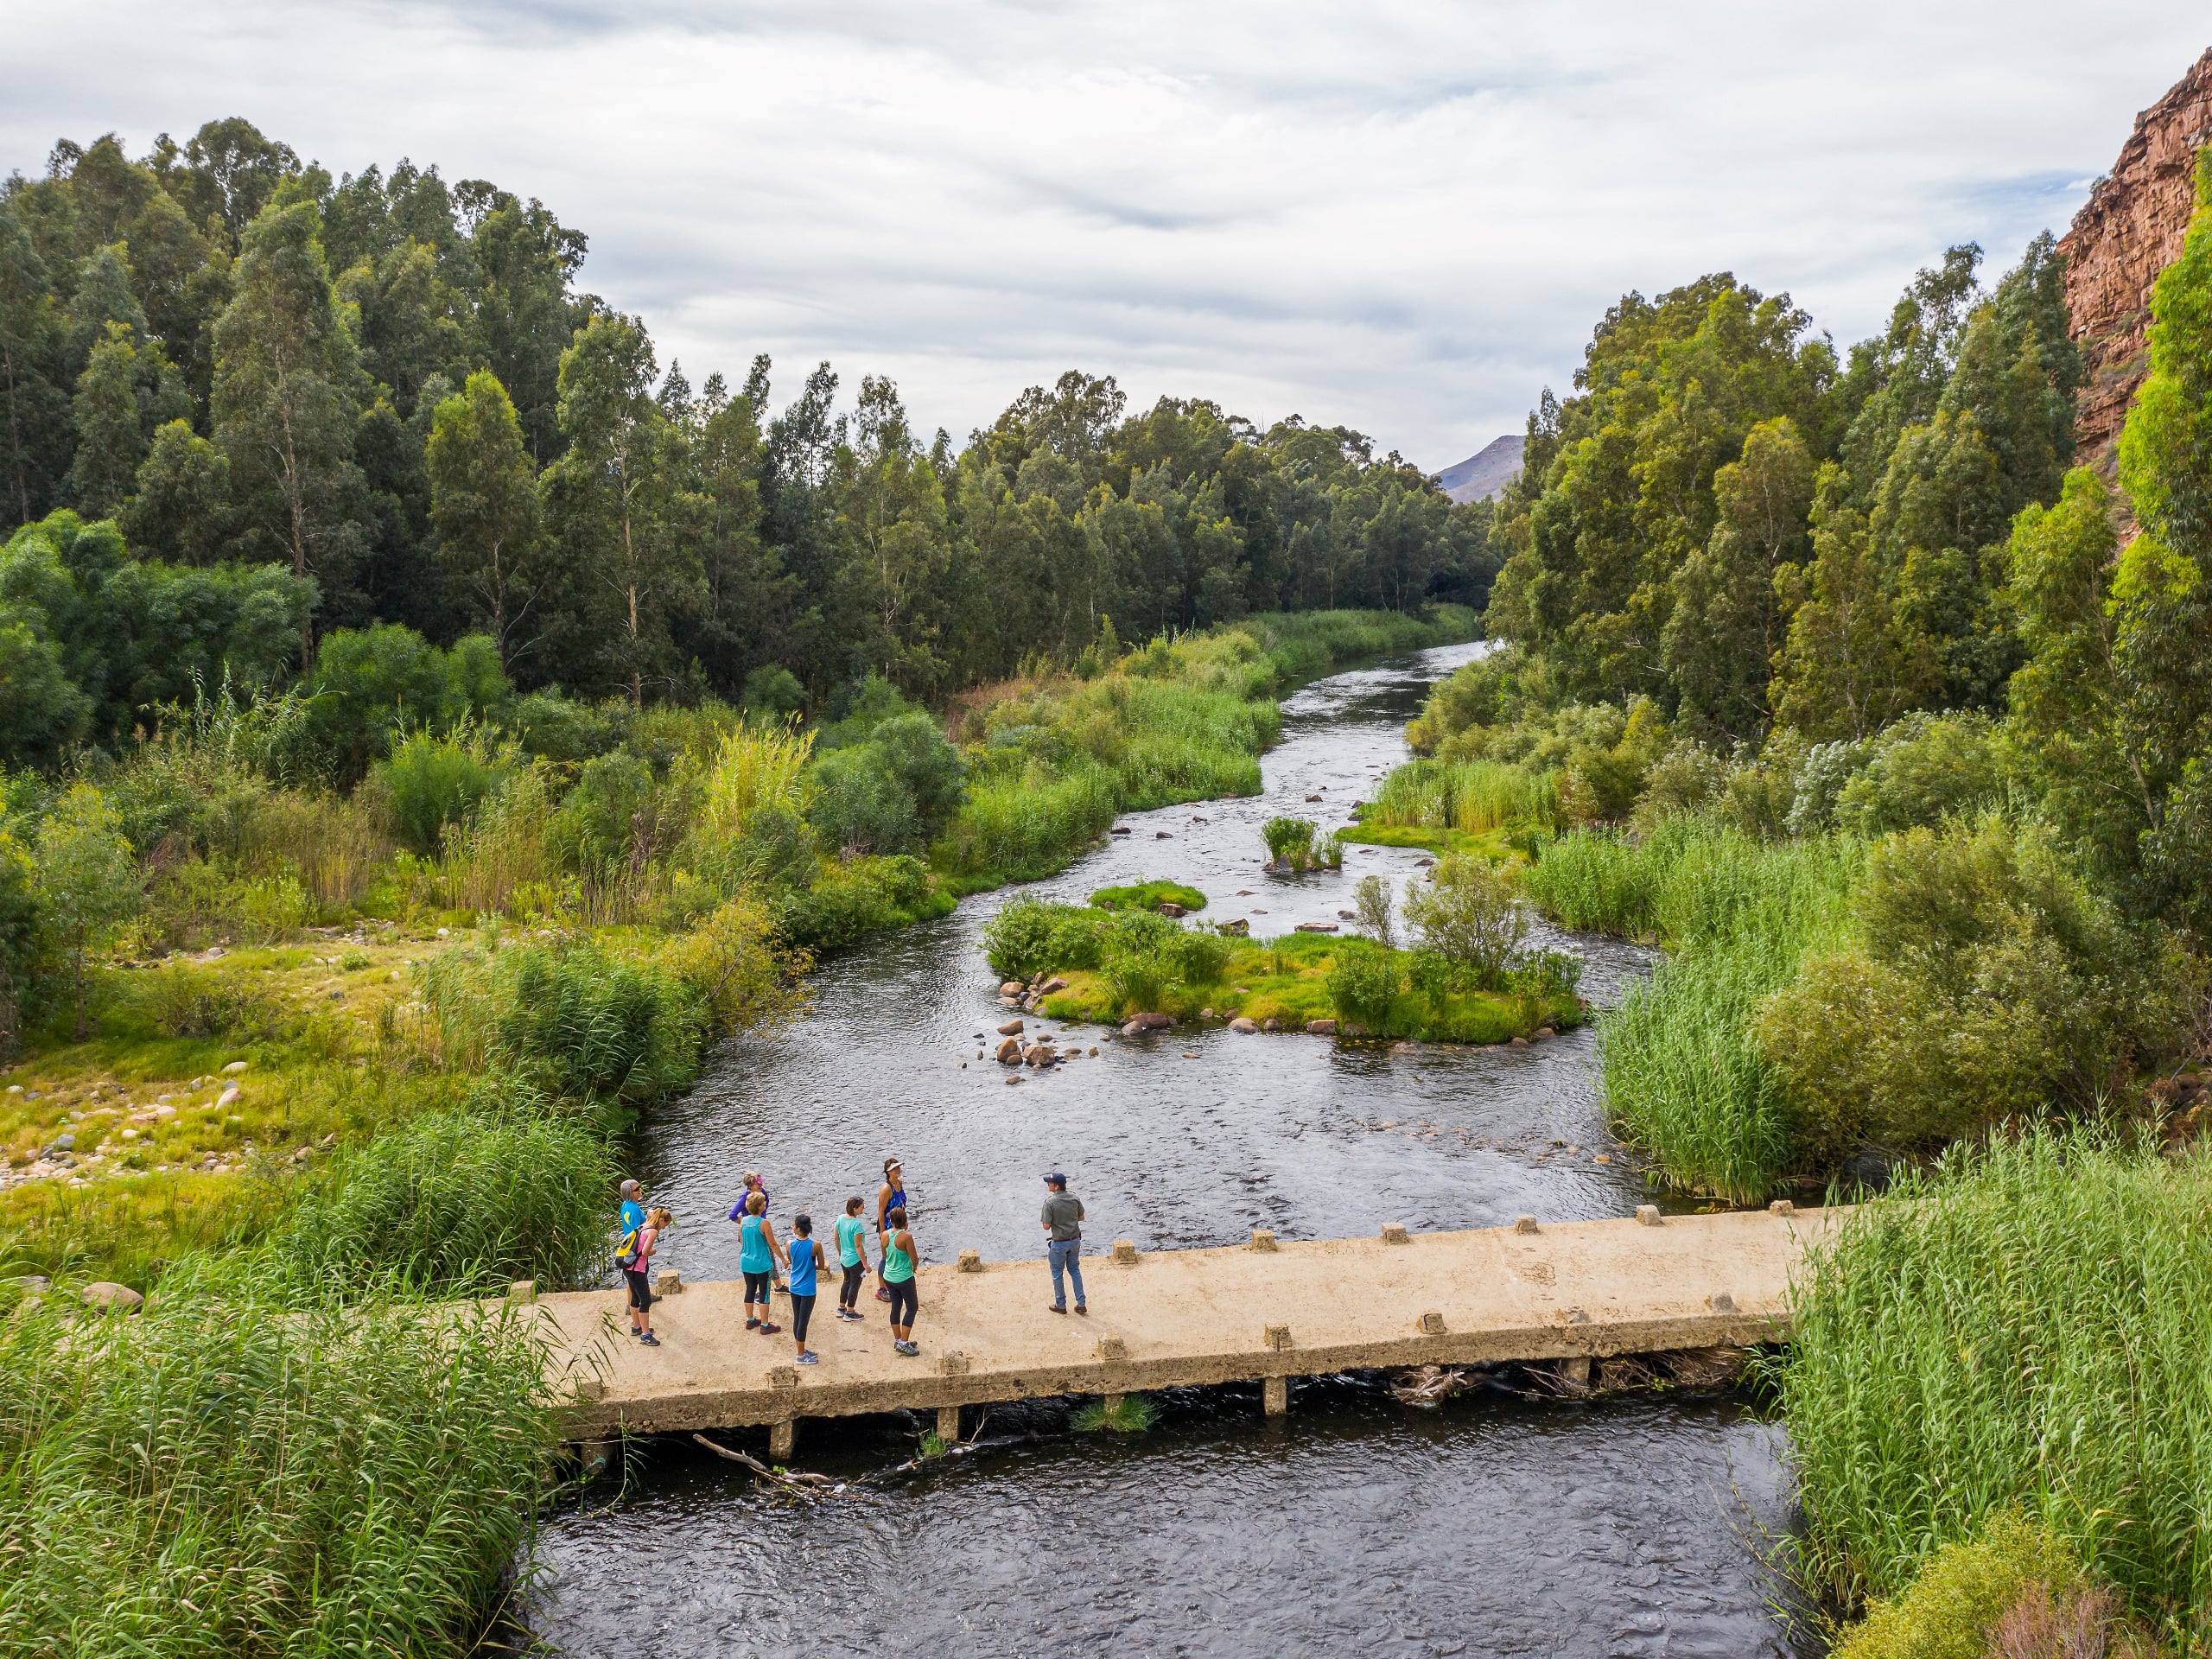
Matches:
[7,3,2207,470]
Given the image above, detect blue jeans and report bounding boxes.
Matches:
[1049,1237,1086,1309]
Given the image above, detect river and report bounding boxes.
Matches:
[529,640,1815,1657]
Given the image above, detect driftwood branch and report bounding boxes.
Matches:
[692,1433,842,1490]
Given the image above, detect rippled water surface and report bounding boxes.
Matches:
[531,643,1814,1658]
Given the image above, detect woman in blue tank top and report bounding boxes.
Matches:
[874,1157,907,1304]
[785,1212,825,1364]
[732,1190,787,1335]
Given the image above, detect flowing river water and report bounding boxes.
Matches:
[531,641,1816,1657]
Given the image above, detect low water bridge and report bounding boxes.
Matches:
[534,1205,1840,1459]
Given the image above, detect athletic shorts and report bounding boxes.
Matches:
[743,1269,773,1305]
[624,1268,652,1311]
[887,1279,918,1326]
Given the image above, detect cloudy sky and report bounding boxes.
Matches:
[8,3,2208,470]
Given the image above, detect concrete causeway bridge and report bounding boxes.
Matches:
[533,1205,1840,1460]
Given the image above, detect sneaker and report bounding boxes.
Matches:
[639,1332,661,1347]
[895,1340,918,1357]
[746,1318,760,1330]
[795,1351,819,1365]
[758,1322,782,1335]
[875,1287,892,1303]
[1048,1304,1067,1314]
[837,1308,862,1323]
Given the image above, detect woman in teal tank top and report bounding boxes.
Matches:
[883,1205,919,1355]
[733,1190,786,1335]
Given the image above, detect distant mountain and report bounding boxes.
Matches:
[1433,435,1524,504]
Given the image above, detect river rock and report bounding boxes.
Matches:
[996,1018,1025,1035]
[81,1281,143,1312]
[1229,1017,1258,1033]
[217,1086,243,1109]
[1305,1018,1337,1035]
[222,1060,249,1075]
[1415,857,1435,868]
[1024,1044,1058,1067]
[1154,830,1172,839]
[1215,918,1249,937]
[995,1037,1023,1065]
[1263,1018,1282,1032]
[1304,793,1321,802]
[1157,901,1186,918]
[1110,825,1131,836]
[1000,981,1024,995]
[1120,1012,1173,1036]
[1294,922,1338,933]
[1037,976,1067,995]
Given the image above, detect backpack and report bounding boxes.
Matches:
[615,1225,643,1272]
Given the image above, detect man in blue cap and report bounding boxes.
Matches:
[1041,1172,1087,1315]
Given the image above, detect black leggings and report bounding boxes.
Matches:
[743,1270,772,1307]
[887,1279,918,1327]
[624,1268,652,1312]
[839,1262,866,1309]
[791,1294,816,1345]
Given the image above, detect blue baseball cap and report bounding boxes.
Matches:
[1043,1172,1066,1185]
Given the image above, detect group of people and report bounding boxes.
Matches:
[612,1161,1092,1363]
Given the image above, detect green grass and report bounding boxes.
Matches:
[1779,1132,2212,1649]
[1072,1394,1159,1433]
[0,1257,565,1659]
[1337,821,1505,856]
[1524,820,1862,1200]
[1089,879,1206,912]
[1367,756,1560,836]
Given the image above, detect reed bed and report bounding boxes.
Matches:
[0,1259,564,1659]
[1528,820,1861,1198]
[1369,757,1560,834]
[1780,1132,2212,1647]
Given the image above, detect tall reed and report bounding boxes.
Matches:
[694,719,814,843]
[1780,1132,2212,1645]
[1370,757,1560,834]
[0,1258,565,1658]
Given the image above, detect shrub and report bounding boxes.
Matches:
[372,728,507,855]
[303,624,510,784]
[143,963,285,1040]
[1353,873,1395,947]
[653,894,809,1038]
[281,1106,616,1294]
[1403,854,1527,987]
[547,750,656,877]
[1834,1512,2081,1659]
[1329,940,1402,1028]
[1262,816,1319,869]
[775,855,951,954]
[1830,712,2005,838]
[945,759,1117,881]
[741,664,805,715]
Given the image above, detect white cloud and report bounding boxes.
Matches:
[6,2,2205,468]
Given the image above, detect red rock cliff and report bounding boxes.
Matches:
[2059,48,2212,461]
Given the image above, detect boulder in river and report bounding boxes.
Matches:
[1294,922,1338,933]
[997,1018,1025,1035]
[1215,918,1249,937]
[1120,1011,1174,1035]
[1038,976,1067,995]
[1154,830,1173,839]
[1305,1018,1338,1035]
[1263,1017,1283,1032]
[1229,1017,1258,1033]
[1110,825,1131,836]
[995,1037,1023,1065]
[1157,901,1186,918]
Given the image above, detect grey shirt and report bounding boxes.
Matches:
[1041,1192,1084,1242]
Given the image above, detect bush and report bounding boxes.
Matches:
[1830,712,2005,838]
[775,854,951,954]
[1329,940,1402,1028]
[303,625,509,785]
[1783,1133,2212,1643]
[547,749,656,877]
[1352,873,1395,946]
[143,963,285,1040]
[0,1260,562,1656]
[982,898,1075,981]
[1403,853,1528,988]
[1262,816,1320,869]
[1834,1513,2082,1659]
[281,1106,616,1294]
[372,728,507,855]
[807,711,967,856]
[741,664,805,715]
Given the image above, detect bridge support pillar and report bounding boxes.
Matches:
[1263,1375,1288,1417]
[1559,1357,1592,1393]
[937,1405,961,1444]
[769,1419,796,1461]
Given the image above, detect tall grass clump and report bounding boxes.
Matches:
[948,758,1118,881]
[1780,1131,2212,1646]
[0,1261,564,1658]
[1370,757,1560,834]
[1538,820,1861,1199]
[280,1105,616,1294]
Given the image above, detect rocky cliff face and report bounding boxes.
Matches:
[2059,48,2212,461]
